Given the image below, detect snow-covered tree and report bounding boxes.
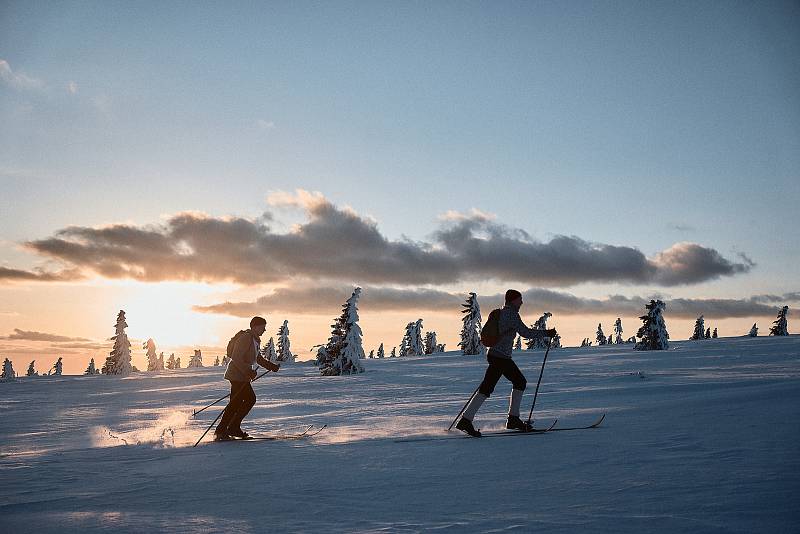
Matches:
[276,320,294,363]
[459,292,483,356]
[221,355,230,366]
[319,287,365,376]
[769,306,789,336]
[514,336,522,350]
[26,360,38,377]
[712,328,718,339]
[262,338,277,362]
[102,310,133,376]
[214,355,220,366]
[404,319,424,356]
[399,325,410,357]
[166,353,176,370]
[174,357,181,369]
[85,358,98,375]
[596,324,607,345]
[49,357,63,376]
[748,323,758,337]
[552,333,562,348]
[526,313,552,349]
[390,347,397,358]
[424,331,437,355]
[2,358,15,379]
[635,300,669,351]
[368,349,374,359]
[613,318,624,344]
[377,343,385,359]
[580,338,590,348]
[704,327,711,339]
[435,343,446,352]
[144,339,163,371]
[188,349,203,368]
[690,316,705,340]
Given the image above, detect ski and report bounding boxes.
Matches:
[393,419,558,444]
[233,424,327,441]
[546,413,605,432]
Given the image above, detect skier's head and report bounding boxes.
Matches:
[505,289,523,309]
[250,316,267,337]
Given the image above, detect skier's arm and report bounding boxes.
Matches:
[514,314,557,340]
[256,354,280,372]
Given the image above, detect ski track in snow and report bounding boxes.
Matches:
[1,336,799,532]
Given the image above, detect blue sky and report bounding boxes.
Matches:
[1,1,799,370]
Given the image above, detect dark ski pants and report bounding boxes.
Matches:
[478,352,527,397]
[217,380,256,433]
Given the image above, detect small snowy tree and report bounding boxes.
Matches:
[26,360,38,377]
[377,343,385,359]
[85,358,98,375]
[613,318,623,344]
[188,349,203,368]
[712,328,718,339]
[514,336,522,350]
[144,339,163,371]
[704,327,711,339]
[49,357,63,376]
[2,358,15,379]
[166,353,176,370]
[174,357,181,369]
[276,320,294,363]
[221,355,230,366]
[262,338,277,362]
[635,299,669,351]
[406,319,424,356]
[596,324,607,345]
[214,355,220,366]
[435,343,446,352]
[690,316,705,340]
[390,347,397,358]
[769,306,789,336]
[368,349,374,359]
[526,313,552,349]
[424,331,437,355]
[552,333,562,348]
[459,292,483,356]
[748,323,758,337]
[319,287,365,376]
[400,323,412,357]
[102,310,133,376]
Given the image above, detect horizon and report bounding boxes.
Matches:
[2,2,798,374]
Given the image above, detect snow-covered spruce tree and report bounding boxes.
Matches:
[263,338,277,362]
[174,357,181,369]
[188,349,203,368]
[596,324,607,345]
[712,328,718,339]
[390,347,397,358]
[26,360,38,377]
[221,355,230,366]
[514,336,522,350]
[690,316,705,340]
[580,338,589,348]
[368,350,374,359]
[635,299,669,351]
[214,355,220,366]
[424,331,437,355]
[552,333,562,348]
[748,323,758,337]
[459,292,483,356]
[85,358,97,375]
[614,318,624,344]
[319,287,365,376]
[102,310,133,376]
[400,323,412,357]
[2,358,15,379]
[526,313,552,349]
[769,306,789,336]
[50,357,63,376]
[408,319,424,356]
[277,320,294,363]
[435,343,446,352]
[144,339,163,371]
[377,343,385,359]
[166,353,176,370]
[705,327,711,339]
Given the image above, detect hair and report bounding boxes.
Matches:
[505,289,522,304]
[250,316,267,328]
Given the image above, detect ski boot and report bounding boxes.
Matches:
[456,417,482,437]
[506,415,534,432]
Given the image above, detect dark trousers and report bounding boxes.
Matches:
[217,381,256,433]
[478,352,527,397]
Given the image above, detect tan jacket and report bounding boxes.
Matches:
[223,329,274,382]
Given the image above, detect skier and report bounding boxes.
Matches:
[457,289,557,437]
[215,316,280,441]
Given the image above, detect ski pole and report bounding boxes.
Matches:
[526,338,552,426]
[192,370,270,417]
[192,371,271,447]
[447,385,480,431]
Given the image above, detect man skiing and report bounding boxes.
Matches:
[457,289,557,437]
[215,316,280,441]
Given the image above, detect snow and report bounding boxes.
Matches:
[1,335,799,532]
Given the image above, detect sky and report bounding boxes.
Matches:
[1,1,799,374]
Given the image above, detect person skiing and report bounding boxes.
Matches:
[457,289,557,437]
[215,316,280,440]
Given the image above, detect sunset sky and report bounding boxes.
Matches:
[2,2,799,374]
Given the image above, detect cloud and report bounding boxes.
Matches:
[14,190,753,287]
[0,59,43,91]
[67,81,78,94]
[0,266,84,282]
[195,286,798,320]
[2,328,91,342]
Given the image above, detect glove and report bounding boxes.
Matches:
[248,368,258,380]
[546,328,557,338]
[267,361,281,373]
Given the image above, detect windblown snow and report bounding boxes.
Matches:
[1,336,799,533]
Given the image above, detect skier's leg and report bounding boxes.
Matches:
[502,360,533,430]
[216,380,245,435]
[228,382,256,433]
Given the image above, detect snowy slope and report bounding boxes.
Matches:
[1,336,799,533]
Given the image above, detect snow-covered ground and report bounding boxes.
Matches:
[2,336,799,533]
